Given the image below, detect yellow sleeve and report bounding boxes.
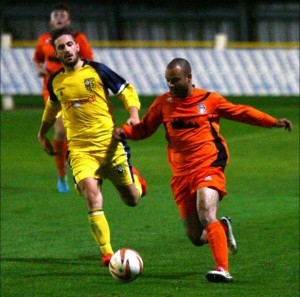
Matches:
[119,84,141,110]
[42,100,61,125]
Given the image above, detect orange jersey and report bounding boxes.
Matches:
[33,31,93,101]
[122,88,277,176]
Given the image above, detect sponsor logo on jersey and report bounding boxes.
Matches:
[65,95,96,110]
[171,118,200,129]
[198,104,206,114]
[115,165,127,177]
[84,77,96,91]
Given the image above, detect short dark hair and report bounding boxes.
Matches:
[167,58,191,76]
[52,3,71,16]
[51,26,75,47]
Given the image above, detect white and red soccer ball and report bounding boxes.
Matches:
[109,248,143,282]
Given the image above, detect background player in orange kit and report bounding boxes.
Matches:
[114,58,292,283]
[33,3,93,193]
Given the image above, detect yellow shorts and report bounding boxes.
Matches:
[68,142,134,187]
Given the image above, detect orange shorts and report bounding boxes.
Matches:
[171,166,227,219]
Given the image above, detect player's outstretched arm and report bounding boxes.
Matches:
[273,118,292,131]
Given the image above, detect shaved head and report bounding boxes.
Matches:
[165,58,193,98]
[166,58,191,76]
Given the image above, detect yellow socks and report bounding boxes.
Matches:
[88,209,114,255]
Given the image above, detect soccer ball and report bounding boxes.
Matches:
[109,248,143,282]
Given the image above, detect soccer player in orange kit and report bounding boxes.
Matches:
[114,58,293,282]
[33,3,93,193]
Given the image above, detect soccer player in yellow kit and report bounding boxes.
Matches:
[38,27,147,267]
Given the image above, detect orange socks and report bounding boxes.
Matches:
[53,139,68,176]
[206,221,228,271]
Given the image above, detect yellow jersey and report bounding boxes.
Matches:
[42,60,140,152]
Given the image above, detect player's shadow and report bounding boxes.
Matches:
[2,256,200,281]
[144,272,198,280]
[1,256,109,278]
[1,256,97,266]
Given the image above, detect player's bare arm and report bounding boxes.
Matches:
[126,106,140,125]
[273,118,292,131]
[38,121,56,156]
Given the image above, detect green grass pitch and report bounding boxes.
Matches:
[1,96,299,297]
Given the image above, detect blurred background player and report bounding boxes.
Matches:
[33,3,93,193]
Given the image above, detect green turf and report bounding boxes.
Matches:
[1,97,299,297]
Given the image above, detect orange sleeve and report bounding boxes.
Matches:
[75,33,94,60]
[121,123,144,140]
[215,94,277,128]
[122,98,163,140]
[33,34,47,63]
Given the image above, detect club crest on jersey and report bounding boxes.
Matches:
[115,165,127,177]
[198,104,206,114]
[84,78,96,91]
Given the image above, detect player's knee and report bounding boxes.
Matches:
[120,191,139,207]
[127,201,138,207]
[54,122,66,140]
[188,235,206,247]
[54,130,66,140]
[198,209,218,227]
[123,197,139,207]
[186,232,205,247]
[117,185,140,207]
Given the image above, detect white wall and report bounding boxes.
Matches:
[1,48,299,96]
